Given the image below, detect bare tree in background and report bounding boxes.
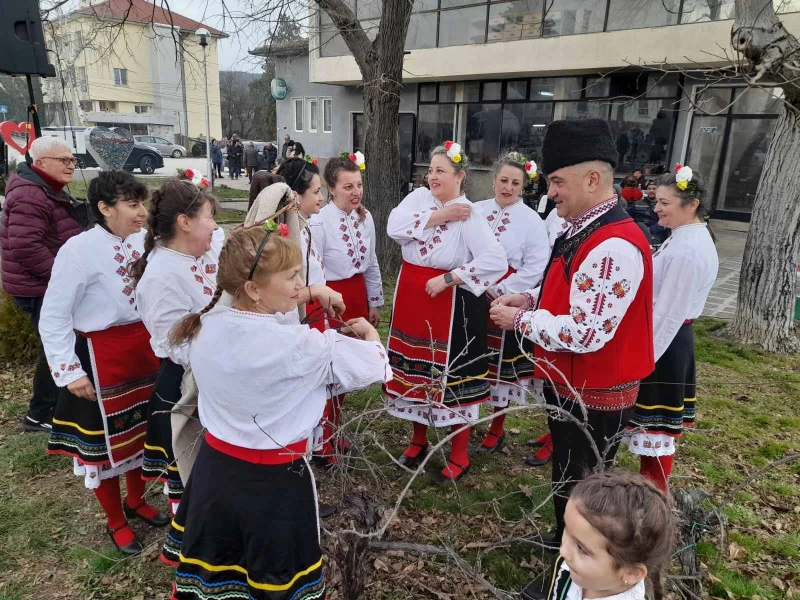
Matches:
[725,0,800,352]
[220,71,258,138]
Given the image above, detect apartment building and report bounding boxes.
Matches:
[43,0,224,144]
[261,0,800,221]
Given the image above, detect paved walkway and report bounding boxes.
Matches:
[701,220,747,320]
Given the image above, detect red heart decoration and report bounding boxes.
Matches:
[0,121,37,155]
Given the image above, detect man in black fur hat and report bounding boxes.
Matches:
[491,119,655,562]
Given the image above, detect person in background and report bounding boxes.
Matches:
[40,170,169,556]
[281,134,294,160]
[291,142,306,159]
[620,175,644,204]
[244,142,260,182]
[0,136,86,433]
[227,139,243,180]
[273,157,284,174]
[263,142,278,171]
[632,168,647,189]
[210,139,223,179]
[625,167,718,493]
[627,181,669,246]
[248,171,286,211]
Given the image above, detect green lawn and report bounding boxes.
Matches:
[66,177,249,224]
[0,316,797,599]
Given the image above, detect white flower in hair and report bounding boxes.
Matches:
[675,166,693,191]
[182,168,211,190]
[524,159,538,180]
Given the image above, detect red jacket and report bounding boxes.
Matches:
[0,164,85,297]
[534,205,654,392]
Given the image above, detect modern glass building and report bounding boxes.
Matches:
[260,0,800,220]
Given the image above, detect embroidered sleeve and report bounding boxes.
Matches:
[38,244,88,387]
[515,239,644,354]
[139,278,194,367]
[363,215,384,307]
[451,211,508,297]
[498,214,550,295]
[653,251,703,361]
[387,188,434,244]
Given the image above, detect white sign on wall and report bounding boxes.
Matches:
[40,129,87,155]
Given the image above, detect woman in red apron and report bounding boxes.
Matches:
[40,170,168,556]
[309,154,384,466]
[385,142,507,482]
[474,153,550,457]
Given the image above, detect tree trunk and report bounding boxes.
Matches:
[315,0,412,270]
[726,105,800,352]
[724,0,800,352]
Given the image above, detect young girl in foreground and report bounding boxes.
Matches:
[540,471,675,600]
[161,227,390,600]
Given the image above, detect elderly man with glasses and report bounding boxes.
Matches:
[0,136,88,432]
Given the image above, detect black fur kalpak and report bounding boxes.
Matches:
[542,118,618,174]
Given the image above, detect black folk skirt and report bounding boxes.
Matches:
[142,358,186,503]
[627,322,696,455]
[162,435,324,600]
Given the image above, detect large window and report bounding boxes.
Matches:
[417,72,680,169]
[293,98,304,132]
[686,86,781,216]
[307,98,319,132]
[320,0,800,55]
[113,68,128,86]
[322,97,332,133]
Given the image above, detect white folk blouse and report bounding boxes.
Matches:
[190,305,391,449]
[387,187,507,296]
[310,202,384,306]
[300,220,326,287]
[39,226,147,387]
[651,222,718,361]
[136,227,225,366]
[516,198,645,354]
[474,198,550,295]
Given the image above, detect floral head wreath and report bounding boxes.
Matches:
[248,219,290,281]
[338,150,366,171]
[443,140,463,164]
[304,154,319,166]
[178,168,211,190]
[673,164,698,196]
[513,154,538,180]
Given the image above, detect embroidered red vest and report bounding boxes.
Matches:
[534,205,654,389]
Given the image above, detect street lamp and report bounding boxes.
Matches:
[196,27,213,190]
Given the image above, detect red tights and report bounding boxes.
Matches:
[402,423,471,479]
[640,455,675,493]
[92,468,159,546]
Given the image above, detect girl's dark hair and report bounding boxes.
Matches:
[292,142,306,157]
[87,169,149,225]
[656,171,709,219]
[571,471,676,598]
[128,178,218,285]
[277,157,319,195]
[621,175,639,188]
[249,172,286,207]
[324,156,366,222]
[169,228,301,345]
[492,151,528,179]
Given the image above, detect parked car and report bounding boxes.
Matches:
[41,127,165,174]
[134,135,187,158]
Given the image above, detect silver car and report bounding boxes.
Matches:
[134,135,187,158]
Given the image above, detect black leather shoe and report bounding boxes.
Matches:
[431,461,470,484]
[524,453,552,467]
[526,438,544,448]
[476,433,504,454]
[520,574,550,600]
[107,524,144,556]
[319,502,338,519]
[124,501,170,528]
[397,443,428,470]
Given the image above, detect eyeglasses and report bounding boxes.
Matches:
[42,156,78,166]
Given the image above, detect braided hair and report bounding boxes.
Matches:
[128,178,218,285]
[169,227,302,345]
[571,471,676,599]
